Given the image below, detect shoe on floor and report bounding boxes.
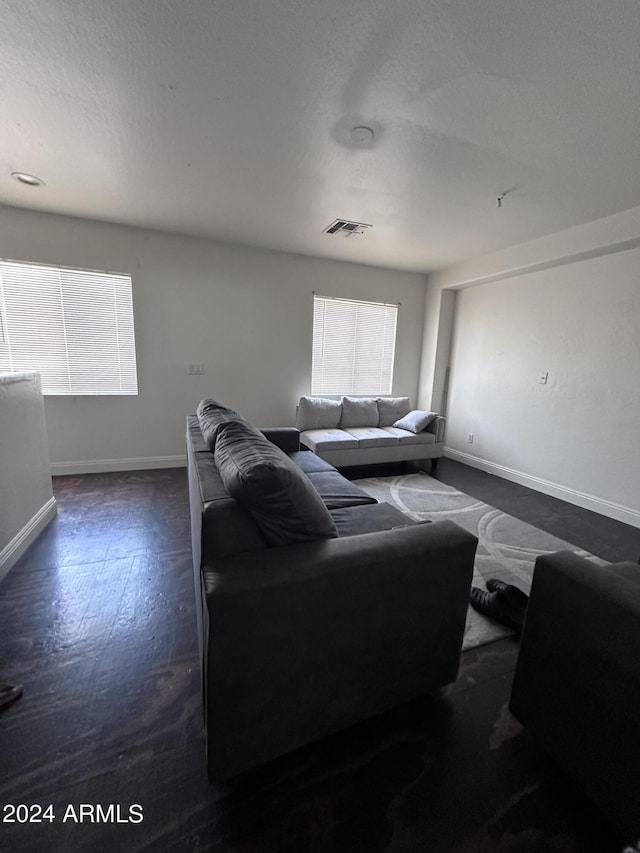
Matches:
[0,684,23,711]
[470,587,526,633]
[486,578,529,610]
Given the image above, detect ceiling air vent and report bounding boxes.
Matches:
[324,219,372,238]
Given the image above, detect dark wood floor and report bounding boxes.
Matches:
[0,461,638,852]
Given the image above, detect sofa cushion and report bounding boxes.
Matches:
[340,396,379,427]
[305,471,378,509]
[376,396,411,426]
[381,426,437,445]
[195,451,235,503]
[300,428,359,453]
[289,451,338,474]
[393,409,438,434]
[343,427,400,449]
[202,497,268,558]
[296,396,342,431]
[330,502,415,536]
[214,420,338,546]
[197,398,247,452]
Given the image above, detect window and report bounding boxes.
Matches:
[312,294,398,395]
[0,260,138,395]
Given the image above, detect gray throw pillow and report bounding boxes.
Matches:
[215,420,338,546]
[296,396,342,431]
[393,409,437,434]
[196,398,247,452]
[376,396,411,426]
[340,396,379,427]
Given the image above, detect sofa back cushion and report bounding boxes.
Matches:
[340,396,379,427]
[215,420,338,546]
[296,396,342,431]
[377,396,412,426]
[202,497,269,559]
[197,398,247,452]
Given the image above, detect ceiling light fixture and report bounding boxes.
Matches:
[11,172,45,187]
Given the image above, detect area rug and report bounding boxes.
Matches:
[353,472,606,651]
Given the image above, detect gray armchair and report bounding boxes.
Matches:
[509,551,640,841]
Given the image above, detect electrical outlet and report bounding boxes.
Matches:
[467,433,474,443]
[188,363,205,375]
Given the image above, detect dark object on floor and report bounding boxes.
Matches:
[470,585,527,632]
[486,578,530,610]
[510,550,640,842]
[0,683,22,710]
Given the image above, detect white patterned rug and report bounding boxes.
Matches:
[353,472,606,651]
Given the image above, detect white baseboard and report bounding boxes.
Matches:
[445,447,640,529]
[50,455,186,476]
[0,497,58,583]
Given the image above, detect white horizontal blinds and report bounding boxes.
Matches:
[312,295,398,395]
[0,261,138,395]
[0,263,69,389]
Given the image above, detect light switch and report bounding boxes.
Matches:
[538,371,548,384]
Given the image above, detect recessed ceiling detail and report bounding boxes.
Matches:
[324,219,372,238]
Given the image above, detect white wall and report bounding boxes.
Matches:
[425,204,640,527]
[0,205,427,472]
[0,372,56,580]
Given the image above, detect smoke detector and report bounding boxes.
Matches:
[324,219,372,238]
[350,126,375,147]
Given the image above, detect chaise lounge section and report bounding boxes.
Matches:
[295,395,445,470]
[187,399,477,781]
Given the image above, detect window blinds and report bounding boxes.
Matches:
[0,260,138,395]
[312,295,398,395]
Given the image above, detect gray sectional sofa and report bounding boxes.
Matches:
[295,395,445,470]
[187,399,477,781]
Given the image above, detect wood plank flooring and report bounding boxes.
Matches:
[0,463,636,852]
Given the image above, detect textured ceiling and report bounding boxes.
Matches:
[2,0,640,272]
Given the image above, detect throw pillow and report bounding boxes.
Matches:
[296,396,342,431]
[196,398,247,452]
[393,409,437,434]
[340,396,379,427]
[214,420,338,546]
[376,396,411,426]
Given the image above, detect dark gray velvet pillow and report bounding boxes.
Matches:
[214,420,338,546]
[197,398,247,452]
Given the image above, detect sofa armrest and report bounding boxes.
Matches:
[204,517,475,595]
[426,415,446,443]
[510,551,640,838]
[202,519,477,779]
[260,426,300,453]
